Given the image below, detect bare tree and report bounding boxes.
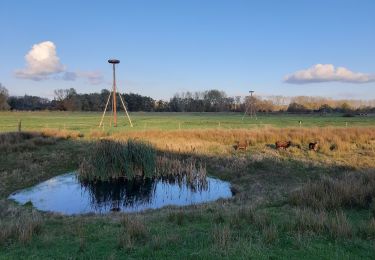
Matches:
[0,83,10,110]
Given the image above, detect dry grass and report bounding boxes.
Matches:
[0,201,43,245]
[40,128,82,140]
[167,210,185,226]
[110,127,375,151]
[292,208,327,234]
[289,171,375,210]
[262,223,278,244]
[361,218,375,239]
[107,127,375,169]
[117,215,148,250]
[212,224,231,249]
[327,211,352,239]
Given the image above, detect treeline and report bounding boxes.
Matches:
[1,84,375,114]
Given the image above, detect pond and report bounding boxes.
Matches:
[9,172,232,215]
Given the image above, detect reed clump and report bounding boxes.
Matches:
[78,139,207,181]
[156,155,206,184]
[79,139,156,181]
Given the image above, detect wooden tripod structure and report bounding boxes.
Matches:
[99,59,133,128]
[242,90,257,120]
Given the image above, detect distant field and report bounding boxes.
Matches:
[0,111,374,133]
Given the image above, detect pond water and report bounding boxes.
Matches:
[9,172,232,215]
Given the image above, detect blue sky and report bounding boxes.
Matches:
[0,0,374,100]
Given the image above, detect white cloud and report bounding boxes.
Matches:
[15,41,65,80]
[15,41,104,85]
[284,64,375,84]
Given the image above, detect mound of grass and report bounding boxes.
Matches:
[79,139,156,181]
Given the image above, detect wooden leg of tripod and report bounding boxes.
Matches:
[99,91,112,127]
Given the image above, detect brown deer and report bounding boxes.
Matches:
[275,141,291,149]
[309,142,319,151]
[235,140,248,151]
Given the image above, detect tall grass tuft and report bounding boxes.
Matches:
[289,171,375,210]
[79,139,207,182]
[0,202,43,245]
[79,139,156,181]
[117,215,148,250]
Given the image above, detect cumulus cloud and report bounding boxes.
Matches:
[15,41,65,80]
[15,41,104,85]
[284,64,375,84]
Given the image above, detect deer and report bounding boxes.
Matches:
[309,141,319,151]
[235,140,249,151]
[275,141,292,149]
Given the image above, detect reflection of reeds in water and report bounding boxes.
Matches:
[79,174,209,211]
[80,177,154,211]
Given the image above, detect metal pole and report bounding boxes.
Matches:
[113,63,117,127]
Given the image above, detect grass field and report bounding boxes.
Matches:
[0,111,374,133]
[1,111,375,259]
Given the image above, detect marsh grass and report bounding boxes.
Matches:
[117,215,148,250]
[262,222,278,244]
[167,210,185,226]
[289,171,375,210]
[359,218,375,239]
[79,139,207,182]
[79,139,156,180]
[212,224,231,250]
[292,208,327,234]
[0,202,42,245]
[327,211,352,239]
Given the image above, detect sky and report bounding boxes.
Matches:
[0,0,374,100]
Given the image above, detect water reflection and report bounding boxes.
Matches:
[9,172,232,215]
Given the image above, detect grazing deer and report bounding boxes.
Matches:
[235,140,248,151]
[309,142,319,151]
[275,141,291,149]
